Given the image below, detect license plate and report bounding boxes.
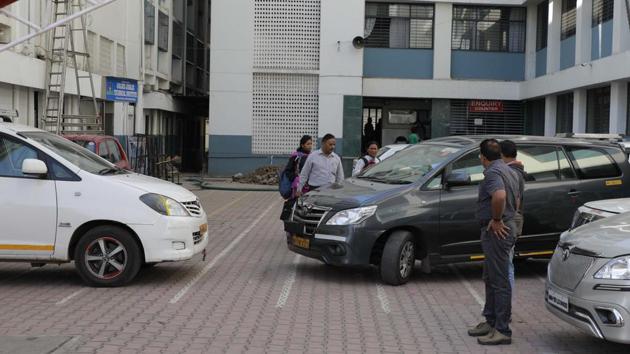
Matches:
[547,288,569,313]
[292,235,310,249]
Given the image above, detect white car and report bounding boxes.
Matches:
[0,123,208,286]
[571,198,630,229]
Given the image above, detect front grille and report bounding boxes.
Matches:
[182,200,202,216]
[548,247,594,291]
[291,202,331,235]
[193,231,203,245]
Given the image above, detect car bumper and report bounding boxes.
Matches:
[546,281,630,344]
[283,220,383,266]
[130,211,209,263]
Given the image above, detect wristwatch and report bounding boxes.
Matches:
[492,217,502,222]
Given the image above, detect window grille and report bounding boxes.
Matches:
[158,11,169,52]
[451,6,526,53]
[556,93,574,133]
[253,0,321,71]
[144,0,155,45]
[99,37,113,76]
[587,86,611,134]
[252,73,319,155]
[536,1,548,50]
[592,0,614,26]
[450,100,524,135]
[116,44,126,77]
[561,0,576,40]
[364,3,434,49]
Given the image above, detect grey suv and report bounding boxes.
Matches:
[283,136,630,285]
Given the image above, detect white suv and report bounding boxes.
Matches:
[0,123,208,286]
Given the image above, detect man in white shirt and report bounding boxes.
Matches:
[296,134,344,196]
[352,141,380,177]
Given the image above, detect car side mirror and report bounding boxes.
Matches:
[445,171,471,188]
[22,159,48,176]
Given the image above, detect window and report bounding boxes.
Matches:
[364,3,434,49]
[556,93,574,133]
[158,11,169,52]
[566,147,620,179]
[388,110,417,125]
[561,0,576,40]
[0,136,39,178]
[586,86,611,134]
[536,1,548,50]
[98,143,110,161]
[106,141,122,163]
[144,0,155,44]
[518,146,575,182]
[592,0,614,26]
[451,150,485,185]
[452,6,526,53]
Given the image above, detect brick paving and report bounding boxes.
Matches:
[0,188,628,353]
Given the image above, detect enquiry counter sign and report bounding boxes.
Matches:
[105,77,138,103]
[468,100,504,113]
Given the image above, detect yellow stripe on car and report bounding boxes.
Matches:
[605,179,623,186]
[518,250,554,257]
[0,244,54,251]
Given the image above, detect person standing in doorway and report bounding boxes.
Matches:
[499,140,526,292]
[468,139,520,346]
[408,127,420,144]
[296,134,344,196]
[352,141,380,177]
[364,117,375,144]
[280,135,313,220]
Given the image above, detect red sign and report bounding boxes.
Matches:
[468,100,504,113]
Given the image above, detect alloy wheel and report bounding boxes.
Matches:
[84,237,128,280]
[399,241,415,279]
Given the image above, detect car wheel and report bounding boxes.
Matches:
[74,225,142,287]
[380,231,415,286]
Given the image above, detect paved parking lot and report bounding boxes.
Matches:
[0,188,628,354]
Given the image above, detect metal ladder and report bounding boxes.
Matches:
[41,0,101,135]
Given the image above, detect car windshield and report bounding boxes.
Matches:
[72,140,97,153]
[21,132,125,175]
[358,144,461,184]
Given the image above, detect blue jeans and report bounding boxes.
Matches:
[508,247,515,291]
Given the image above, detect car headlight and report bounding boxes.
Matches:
[594,256,630,280]
[140,193,190,217]
[326,206,377,225]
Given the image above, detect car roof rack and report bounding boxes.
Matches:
[555,133,626,142]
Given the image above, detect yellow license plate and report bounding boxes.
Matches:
[200,223,208,234]
[292,235,310,249]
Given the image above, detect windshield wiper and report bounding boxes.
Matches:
[97,167,123,175]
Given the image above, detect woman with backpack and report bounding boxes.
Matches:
[352,141,380,177]
[279,135,313,220]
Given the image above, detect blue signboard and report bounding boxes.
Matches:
[105,77,138,102]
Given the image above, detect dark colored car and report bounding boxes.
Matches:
[64,135,130,170]
[283,136,630,285]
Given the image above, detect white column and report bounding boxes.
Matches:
[524,3,538,80]
[573,89,588,133]
[545,95,557,136]
[612,0,630,54]
[610,81,629,134]
[433,3,452,80]
[575,0,593,64]
[547,0,562,74]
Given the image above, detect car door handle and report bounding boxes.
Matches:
[568,190,581,196]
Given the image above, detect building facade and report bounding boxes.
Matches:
[209,0,630,176]
[0,0,210,172]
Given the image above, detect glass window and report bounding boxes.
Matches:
[536,1,548,50]
[364,3,434,49]
[106,140,122,163]
[592,0,614,26]
[98,142,110,160]
[158,11,169,52]
[50,159,75,180]
[358,144,462,184]
[425,174,443,190]
[561,0,577,40]
[452,6,526,53]
[566,147,620,179]
[586,86,611,134]
[518,146,563,182]
[0,136,39,178]
[556,93,574,133]
[451,150,485,184]
[558,148,576,180]
[144,0,155,45]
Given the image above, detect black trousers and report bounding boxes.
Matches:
[480,219,517,337]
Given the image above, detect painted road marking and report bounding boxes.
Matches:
[276,254,301,308]
[55,289,86,306]
[169,201,277,304]
[450,265,484,308]
[376,283,391,314]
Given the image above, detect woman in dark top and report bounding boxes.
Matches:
[280,135,313,220]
